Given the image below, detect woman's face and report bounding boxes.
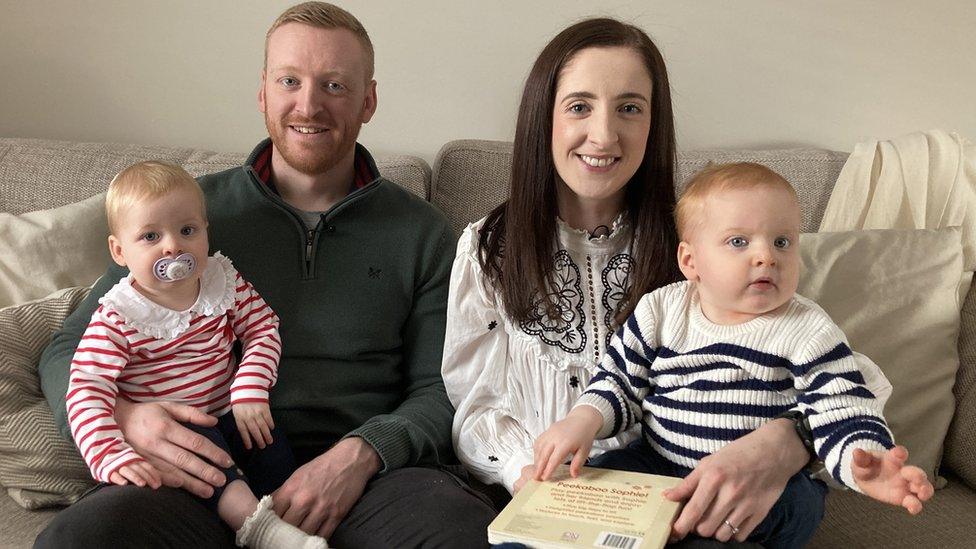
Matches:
[551,46,653,211]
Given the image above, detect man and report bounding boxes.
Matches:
[35,3,495,547]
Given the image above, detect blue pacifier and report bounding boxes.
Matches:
[152,253,197,282]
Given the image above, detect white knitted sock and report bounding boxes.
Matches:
[235,495,329,549]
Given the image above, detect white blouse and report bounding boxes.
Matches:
[442,216,640,493]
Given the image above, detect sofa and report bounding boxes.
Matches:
[0,136,973,548]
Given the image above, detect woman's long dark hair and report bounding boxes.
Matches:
[478,17,681,325]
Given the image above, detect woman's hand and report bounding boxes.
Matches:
[533,406,603,481]
[115,399,234,498]
[663,418,809,543]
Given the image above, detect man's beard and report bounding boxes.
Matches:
[264,112,359,176]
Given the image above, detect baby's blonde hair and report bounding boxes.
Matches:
[105,161,205,234]
[675,162,798,241]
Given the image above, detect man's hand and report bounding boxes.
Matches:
[115,399,233,498]
[272,436,382,539]
[852,446,934,514]
[232,402,275,450]
[663,418,808,543]
[533,406,603,481]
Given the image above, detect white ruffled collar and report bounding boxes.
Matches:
[556,212,631,253]
[100,252,238,340]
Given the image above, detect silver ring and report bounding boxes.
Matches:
[723,519,740,535]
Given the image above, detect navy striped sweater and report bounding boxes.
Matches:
[577,281,894,491]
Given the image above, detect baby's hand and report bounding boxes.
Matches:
[533,405,604,482]
[233,402,275,450]
[852,445,934,514]
[109,459,162,489]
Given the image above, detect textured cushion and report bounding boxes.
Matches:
[0,137,430,216]
[0,287,96,509]
[809,475,976,548]
[0,193,110,310]
[0,139,243,215]
[430,139,848,234]
[944,284,976,489]
[799,227,965,484]
[0,489,59,547]
[675,148,848,232]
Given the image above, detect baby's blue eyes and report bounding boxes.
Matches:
[142,227,195,241]
[727,237,792,249]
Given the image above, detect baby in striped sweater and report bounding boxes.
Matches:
[534,162,933,548]
[67,161,326,548]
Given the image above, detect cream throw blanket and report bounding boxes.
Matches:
[820,129,976,270]
[818,130,975,487]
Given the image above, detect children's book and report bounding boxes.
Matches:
[488,465,682,549]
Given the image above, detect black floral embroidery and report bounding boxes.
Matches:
[569,375,580,388]
[487,320,497,331]
[602,253,632,346]
[519,250,586,353]
[488,455,499,462]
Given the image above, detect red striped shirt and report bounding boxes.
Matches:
[67,263,281,482]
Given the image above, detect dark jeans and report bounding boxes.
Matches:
[588,440,827,549]
[35,466,496,548]
[184,410,296,512]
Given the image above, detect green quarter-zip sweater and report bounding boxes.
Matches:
[39,140,458,472]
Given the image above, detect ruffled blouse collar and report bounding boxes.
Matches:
[556,212,631,254]
[99,252,237,340]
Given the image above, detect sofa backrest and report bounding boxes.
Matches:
[431,139,849,235]
[0,138,430,215]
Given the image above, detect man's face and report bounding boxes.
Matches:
[259,23,376,176]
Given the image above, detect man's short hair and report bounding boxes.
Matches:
[105,161,205,233]
[265,1,375,81]
[675,162,798,241]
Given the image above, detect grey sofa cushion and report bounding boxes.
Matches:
[945,285,976,489]
[0,137,430,216]
[430,139,848,235]
[810,474,976,548]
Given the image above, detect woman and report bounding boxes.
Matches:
[441,18,815,545]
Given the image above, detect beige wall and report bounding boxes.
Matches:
[1,1,973,162]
